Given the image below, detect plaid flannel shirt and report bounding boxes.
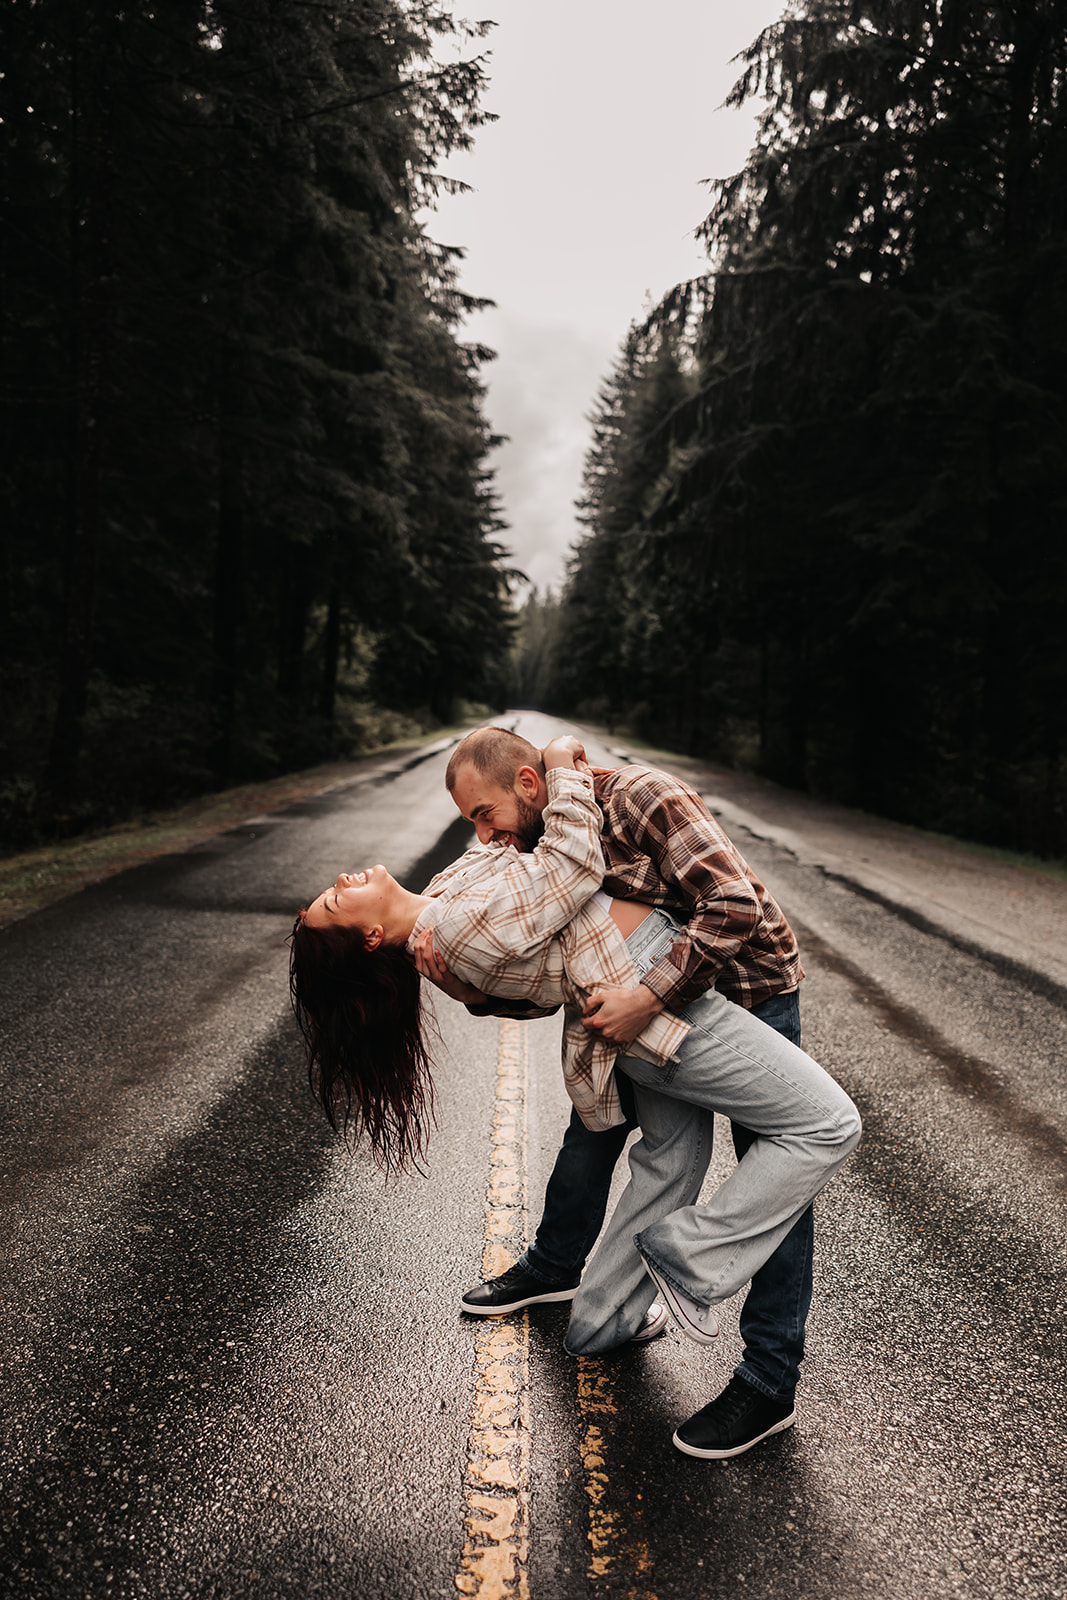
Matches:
[593,765,803,1009]
[409,764,690,1131]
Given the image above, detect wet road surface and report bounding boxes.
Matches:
[1,714,1065,1599]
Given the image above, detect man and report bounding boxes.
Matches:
[441,726,816,1461]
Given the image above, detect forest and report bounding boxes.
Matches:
[522,0,1067,860]
[4,1,1067,861]
[1,0,514,848]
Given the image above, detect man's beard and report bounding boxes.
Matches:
[512,795,545,852]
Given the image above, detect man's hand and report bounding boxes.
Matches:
[411,927,487,1006]
[581,983,664,1045]
[541,734,587,770]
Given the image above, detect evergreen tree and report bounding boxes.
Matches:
[0,1,513,845]
[558,0,1067,855]
[508,588,564,710]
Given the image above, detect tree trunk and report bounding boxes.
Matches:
[44,14,113,805]
[277,540,311,702]
[319,579,341,721]
[210,410,244,786]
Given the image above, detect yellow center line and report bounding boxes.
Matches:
[455,1019,531,1600]
[576,1358,657,1596]
[454,1018,658,1596]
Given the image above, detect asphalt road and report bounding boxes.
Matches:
[1,713,1064,1600]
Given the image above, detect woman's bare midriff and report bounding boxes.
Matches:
[608,900,654,938]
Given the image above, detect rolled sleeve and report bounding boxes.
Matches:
[610,774,766,1008]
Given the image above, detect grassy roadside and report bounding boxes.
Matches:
[0,730,460,930]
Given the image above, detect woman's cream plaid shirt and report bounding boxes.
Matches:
[408,763,690,1132]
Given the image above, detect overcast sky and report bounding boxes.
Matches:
[426,1,784,594]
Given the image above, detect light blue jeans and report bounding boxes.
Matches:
[563,910,862,1357]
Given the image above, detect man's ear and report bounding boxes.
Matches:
[363,925,385,952]
[514,764,542,799]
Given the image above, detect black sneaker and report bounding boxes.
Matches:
[673,1375,796,1460]
[461,1262,581,1316]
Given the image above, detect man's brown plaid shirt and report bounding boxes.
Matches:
[593,766,803,1011]
[412,765,690,1131]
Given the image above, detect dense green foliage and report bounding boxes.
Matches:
[1,0,513,847]
[545,0,1067,856]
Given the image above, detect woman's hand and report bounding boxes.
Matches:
[542,734,587,770]
[411,926,487,1006]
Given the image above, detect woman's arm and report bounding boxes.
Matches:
[488,736,605,935]
[428,737,608,968]
[410,923,561,1017]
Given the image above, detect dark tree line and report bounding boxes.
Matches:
[538,0,1067,858]
[1,0,514,847]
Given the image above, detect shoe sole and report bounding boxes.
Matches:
[629,1303,669,1343]
[639,1255,719,1345]
[460,1286,579,1316]
[673,1410,796,1460]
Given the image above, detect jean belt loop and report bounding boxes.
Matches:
[624,907,680,972]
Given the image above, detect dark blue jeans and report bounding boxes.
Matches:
[519,989,811,1400]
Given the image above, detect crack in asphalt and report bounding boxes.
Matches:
[793,919,1067,1193]
[816,868,1067,1013]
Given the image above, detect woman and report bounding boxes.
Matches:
[290,736,861,1354]
[290,737,688,1169]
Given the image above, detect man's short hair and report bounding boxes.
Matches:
[446,727,544,793]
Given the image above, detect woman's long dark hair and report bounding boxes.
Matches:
[288,910,436,1176]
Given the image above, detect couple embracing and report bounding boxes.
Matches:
[291,727,861,1461]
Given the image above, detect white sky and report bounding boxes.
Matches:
[426,0,784,594]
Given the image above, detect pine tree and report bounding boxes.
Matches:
[0,1,513,844]
[558,0,1067,853]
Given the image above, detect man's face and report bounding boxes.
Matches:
[449,762,545,852]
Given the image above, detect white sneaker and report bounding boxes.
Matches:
[629,1302,669,1343]
[639,1253,719,1345]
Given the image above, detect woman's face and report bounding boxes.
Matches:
[304,866,401,943]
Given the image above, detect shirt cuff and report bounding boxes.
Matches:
[639,953,705,1012]
[406,900,439,954]
[545,762,595,801]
